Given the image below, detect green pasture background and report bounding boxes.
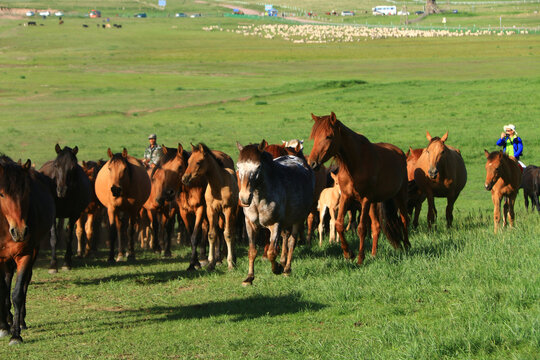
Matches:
[0,1,539,358]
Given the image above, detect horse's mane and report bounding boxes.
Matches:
[239,144,273,165]
[55,146,78,168]
[487,150,507,162]
[195,143,225,168]
[0,155,30,198]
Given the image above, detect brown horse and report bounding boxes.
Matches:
[406,147,426,228]
[413,132,467,229]
[484,150,522,233]
[95,148,151,262]
[0,156,55,345]
[522,165,540,212]
[76,160,106,257]
[182,144,238,270]
[308,112,410,265]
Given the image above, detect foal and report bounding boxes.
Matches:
[317,172,340,245]
[182,144,238,270]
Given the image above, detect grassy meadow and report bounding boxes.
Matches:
[0,1,539,358]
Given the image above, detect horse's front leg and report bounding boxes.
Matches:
[75,216,85,258]
[107,209,117,263]
[283,225,299,275]
[242,217,258,286]
[84,213,94,257]
[507,194,517,228]
[357,199,371,265]
[426,190,436,229]
[48,220,59,274]
[267,223,283,275]
[280,229,291,267]
[369,203,381,257]
[335,194,354,260]
[9,256,32,345]
[0,263,10,338]
[206,207,218,270]
[63,217,76,270]
[492,191,502,234]
[223,207,236,270]
[127,212,137,261]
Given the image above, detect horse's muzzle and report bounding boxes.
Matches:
[239,193,253,207]
[9,226,28,242]
[310,161,321,171]
[181,174,192,186]
[57,186,68,198]
[485,183,493,191]
[428,168,438,179]
[111,185,122,198]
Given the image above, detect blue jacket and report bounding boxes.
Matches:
[496,136,523,160]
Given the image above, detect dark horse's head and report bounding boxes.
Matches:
[236,140,272,207]
[0,156,32,242]
[308,112,341,171]
[107,148,131,198]
[52,144,79,198]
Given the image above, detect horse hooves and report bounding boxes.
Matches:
[186,264,197,272]
[21,323,27,330]
[9,336,22,346]
[107,258,116,264]
[61,265,71,271]
[161,252,172,258]
[199,259,209,267]
[116,255,125,262]
[242,276,254,286]
[344,251,355,260]
[48,268,58,275]
[206,262,216,271]
[0,329,10,338]
[272,263,284,275]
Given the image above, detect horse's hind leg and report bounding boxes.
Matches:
[280,229,291,267]
[48,220,59,274]
[507,195,517,228]
[84,213,94,257]
[446,195,457,229]
[75,216,85,258]
[503,197,509,228]
[318,206,326,246]
[283,225,299,275]
[356,200,371,265]
[267,223,283,275]
[335,195,354,260]
[369,204,381,257]
[9,257,32,345]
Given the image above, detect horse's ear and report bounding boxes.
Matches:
[17,159,22,165]
[406,147,411,157]
[122,148,128,158]
[107,148,113,159]
[282,140,286,145]
[22,159,31,170]
[190,143,196,152]
[162,145,168,155]
[484,149,490,158]
[441,131,448,143]
[294,142,302,153]
[330,172,338,183]
[82,160,87,167]
[259,139,268,151]
[311,113,318,121]
[198,143,205,153]
[330,112,337,125]
[177,143,183,155]
[236,141,243,151]
[55,143,61,154]
[426,131,432,142]
[72,146,78,155]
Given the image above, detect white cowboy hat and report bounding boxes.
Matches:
[503,124,516,132]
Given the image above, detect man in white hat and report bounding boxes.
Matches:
[497,124,524,166]
[143,133,163,167]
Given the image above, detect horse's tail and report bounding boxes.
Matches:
[378,199,405,250]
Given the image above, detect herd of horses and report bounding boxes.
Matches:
[0,112,538,345]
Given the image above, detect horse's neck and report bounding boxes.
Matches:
[500,156,518,184]
[336,125,371,176]
[205,158,228,191]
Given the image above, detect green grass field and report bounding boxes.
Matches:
[0,2,539,358]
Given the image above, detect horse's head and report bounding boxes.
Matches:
[107,148,131,198]
[52,144,79,198]
[309,112,340,170]
[152,144,186,205]
[424,131,448,180]
[0,156,31,242]
[182,143,214,186]
[81,160,102,184]
[484,150,504,191]
[236,140,271,207]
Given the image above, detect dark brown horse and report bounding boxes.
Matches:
[95,148,151,262]
[413,132,467,228]
[40,145,91,272]
[522,165,540,212]
[308,112,410,265]
[76,160,106,257]
[0,156,55,345]
[484,150,522,233]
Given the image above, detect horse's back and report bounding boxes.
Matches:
[212,150,234,170]
[447,147,467,193]
[371,142,408,197]
[273,156,314,220]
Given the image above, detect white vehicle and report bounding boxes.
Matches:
[38,10,51,16]
[25,11,35,16]
[372,6,397,16]
[341,11,354,16]
[54,11,64,17]
[397,10,410,16]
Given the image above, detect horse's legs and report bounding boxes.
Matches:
[524,190,530,211]
[369,203,381,257]
[182,210,199,271]
[426,191,436,229]
[318,206,326,246]
[507,194,517,228]
[63,217,76,270]
[75,216,85,258]
[0,263,10,338]
[4,263,14,327]
[107,209,117,263]
[267,223,283,275]
[329,206,337,243]
[223,207,236,269]
[446,195,457,228]
[357,199,371,265]
[242,218,258,286]
[199,219,209,266]
[335,194,354,260]
[503,197,509,228]
[48,220,59,273]
[306,212,315,246]
[283,225,298,275]
[163,210,175,258]
[9,256,32,345]
[492,192,502,234]
[206,209,218,270]
[84,213,94,257]
[280,229,291,267]
[396,192,411,250]
[127,214,137,261]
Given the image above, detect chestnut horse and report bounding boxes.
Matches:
[95,148,151,262]
[182,144,238,270]
[522,165,540,212]
[40,145,91,272]
[76,160,106,257]
[0,156,55,345]
[484,150,522,233]
[309,112,410,265]
[237,141,314,285]
[405,147,426,228]
[413,132,467,229]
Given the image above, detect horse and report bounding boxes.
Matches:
[522,165,540,212]
[95,148,151,262]
[39,144,91,272]
[405,147,427,228]
[317,172,340,245]
[308,112,410,265]
[237,140,314,285]
[75,160,106,257]
[484,150,522,233]
[0,156,55,345]
[182,144,238,270]
[413,132,467,229]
